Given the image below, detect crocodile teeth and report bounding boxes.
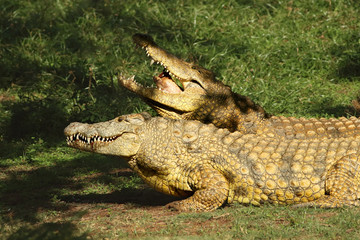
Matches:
[135,46,187,89]
[137,82,143,87]
[67,133,118,145]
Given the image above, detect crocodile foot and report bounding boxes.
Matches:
[165,167,230,212]
[165,193,225,212]
[165,200,210,212]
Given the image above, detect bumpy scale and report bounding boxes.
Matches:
[65,113,360,211]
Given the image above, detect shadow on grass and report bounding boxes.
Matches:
[1,152,178,239]
[60,188,179,207]
[305,97,360,118]
[330,33,360,82]
[307,104,357,118]
[2,99,69,142]
[1,86,137,144]
[8,222,89,240]
[338,55,360,81]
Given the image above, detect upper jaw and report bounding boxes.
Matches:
[132,33,204,92]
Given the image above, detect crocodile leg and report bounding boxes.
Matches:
[166,166,230,212]
[294,154,360,208]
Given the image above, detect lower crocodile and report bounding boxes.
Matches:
[119,34,360,139]
[64,112,360,211]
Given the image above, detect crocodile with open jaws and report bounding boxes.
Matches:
[119,34,360,139]
[64,112,360,211]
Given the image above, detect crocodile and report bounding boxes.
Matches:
[64,112,360,211]
[119,34,360,139]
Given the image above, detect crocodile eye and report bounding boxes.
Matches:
[191,66,202,73]
[115,117,125,122]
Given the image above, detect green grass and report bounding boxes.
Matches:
[1,0,360,239]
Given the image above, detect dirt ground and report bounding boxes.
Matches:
[59,185,234,238]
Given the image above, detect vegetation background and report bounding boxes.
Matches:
[1,0,360,239]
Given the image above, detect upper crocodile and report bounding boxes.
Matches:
[64,112,360,211]
[119,34,360,139]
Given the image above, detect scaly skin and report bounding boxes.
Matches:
[119,34,360,139]
[64,113,360,211]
